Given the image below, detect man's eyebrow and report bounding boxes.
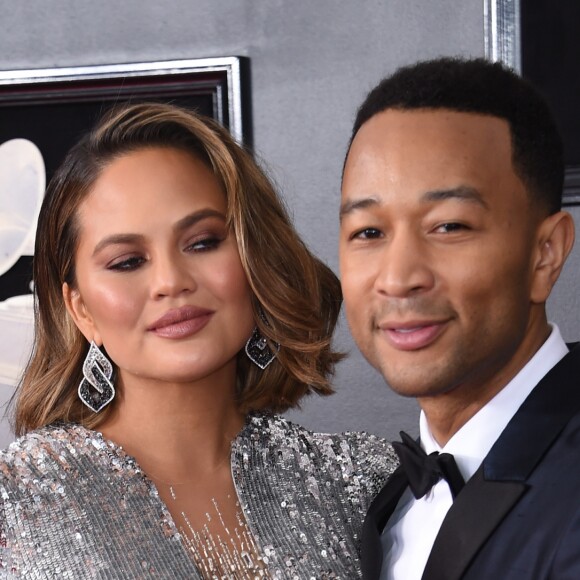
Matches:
[92,209,226,256]
[422,186,488,208]
[339,197,380,221]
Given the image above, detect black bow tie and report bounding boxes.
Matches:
[392,431,465,500]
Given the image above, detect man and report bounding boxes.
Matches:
[339,57,578,579]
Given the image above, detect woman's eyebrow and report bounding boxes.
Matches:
[173,208,227,233]
[92,209,227,256]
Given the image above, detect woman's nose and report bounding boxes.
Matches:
[150,253,197,299]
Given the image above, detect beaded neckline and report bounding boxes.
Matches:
[63,415,270,578]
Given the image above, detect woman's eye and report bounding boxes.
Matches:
[352,227,383,240]
[107,256,145,272]
[186,236,222,252]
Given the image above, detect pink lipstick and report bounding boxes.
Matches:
[148,306,214,339]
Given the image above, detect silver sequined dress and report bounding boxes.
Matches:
[0,413,398,579]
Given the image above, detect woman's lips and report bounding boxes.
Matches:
[148,306,214,339]
[379,321,448,351]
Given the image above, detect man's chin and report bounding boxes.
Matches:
[378,366,456,399]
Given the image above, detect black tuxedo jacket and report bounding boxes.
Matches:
[362,343,580,580]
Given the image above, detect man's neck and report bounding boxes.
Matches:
[419,321,552,447]
[419,388,504,447]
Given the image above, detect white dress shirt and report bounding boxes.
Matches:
[380,325,569,580]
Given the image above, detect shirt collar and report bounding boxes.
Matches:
[420,324,569,481]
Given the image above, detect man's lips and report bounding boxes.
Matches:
[378,320,449,351]
[147,306,214,338]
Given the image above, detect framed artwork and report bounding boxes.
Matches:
[0,57,250,384]
[0,56,250,300]
[484,0,580,206]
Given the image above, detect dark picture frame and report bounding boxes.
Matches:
[484,0,580,206]
[0,56,251,300]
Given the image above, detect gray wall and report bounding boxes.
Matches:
[0,1,578,447]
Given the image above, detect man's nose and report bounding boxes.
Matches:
[373,230,435,298]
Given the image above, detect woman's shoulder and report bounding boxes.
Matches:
[0,423,123,493]
[247,412,395,450]
[1,423,74,459]
[1,422,90,457]
[0,424,80,483]
[243,413,398,479]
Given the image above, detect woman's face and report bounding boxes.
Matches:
[65,147,255,387]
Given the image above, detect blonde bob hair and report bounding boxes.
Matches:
[14,102,342,435]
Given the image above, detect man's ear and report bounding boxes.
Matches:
[531,211,575,304]
[62,282,101,344]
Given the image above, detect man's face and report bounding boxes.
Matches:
[340,109,546,402]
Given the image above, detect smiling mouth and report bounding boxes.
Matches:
[148,306,214,339]
[379,321,449,351]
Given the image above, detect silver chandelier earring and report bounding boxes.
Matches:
[78,341,116,413]
[245,324,280,370]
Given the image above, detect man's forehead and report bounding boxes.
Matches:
[347,108,512,158]
[343,109,514,188]
[339,109,533,221]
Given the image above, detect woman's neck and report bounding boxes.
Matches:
[97,368,245,482]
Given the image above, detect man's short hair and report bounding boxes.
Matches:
[349,57,564,214]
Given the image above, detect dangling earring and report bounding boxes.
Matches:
[78,341,115,413]
[245,325,280,370]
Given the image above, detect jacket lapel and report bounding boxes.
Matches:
[483,342,580,481]
[422,469,527,580]
[422,344,580,580]
[361,467,408,580]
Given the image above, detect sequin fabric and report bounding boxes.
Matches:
[0,414,398,579]
[179,497,268,578]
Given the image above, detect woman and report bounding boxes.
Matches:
[0,103,397,579]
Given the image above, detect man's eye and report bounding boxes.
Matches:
[435,223,466,233]
[352,228,383,240]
